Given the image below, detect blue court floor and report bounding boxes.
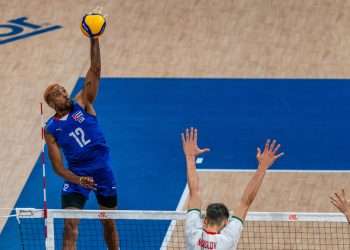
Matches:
[1,78,350,249]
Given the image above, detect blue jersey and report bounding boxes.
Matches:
[46,102,109,169]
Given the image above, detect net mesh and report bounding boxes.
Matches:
[239,221,350,250]
[16,209,350,250]
[18,217,45,250]
[18,218,183,249]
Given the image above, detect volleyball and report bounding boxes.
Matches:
[80,13,106,38]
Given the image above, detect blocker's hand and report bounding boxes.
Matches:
[181,128,210,158]
[79,176,97,190]
[256,139,284,171]
[330,189,350,216]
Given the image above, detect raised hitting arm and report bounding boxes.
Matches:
[234,139,284,221]
[181,128,210,210]
[76,37,101,109]
[85,38,101,102]
[330,189,350,223]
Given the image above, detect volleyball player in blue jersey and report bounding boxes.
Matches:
[44,37,119,249]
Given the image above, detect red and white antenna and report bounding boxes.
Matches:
[40,102,48,240]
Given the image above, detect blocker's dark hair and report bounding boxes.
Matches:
[206,203,230,226]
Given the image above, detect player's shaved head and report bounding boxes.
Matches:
[206,203,229,227]
[43,83,71,113]
[43,83,60,105]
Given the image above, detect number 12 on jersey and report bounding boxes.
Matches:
[69,127,91,148]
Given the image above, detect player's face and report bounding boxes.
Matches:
[48,85,71,111]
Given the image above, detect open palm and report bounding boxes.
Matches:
[256,139,284,170]
[181,128,210,157]
[330,189,350,215]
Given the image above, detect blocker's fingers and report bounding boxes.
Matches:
[330,196,339,204]
[257,147,261,157]
[342,189,346,199]
[181,133,185,145]
[194,128,198,144]
[330,200,341,210]
[264,139,271,152]
[200,148,210,153]
[269,139,276,151]
[185,128,189,141]
[274,152,285,159]
[273,144,281,154]
[190,127,194,141]
[335,192,344,202]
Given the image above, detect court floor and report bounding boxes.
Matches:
[1,78,350,249]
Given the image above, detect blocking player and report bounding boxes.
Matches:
[44,36,119,249]
[182,128,284,250]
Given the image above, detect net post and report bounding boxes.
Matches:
[45,212,55,250]
[40,103,49,243]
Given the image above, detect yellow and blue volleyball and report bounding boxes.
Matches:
[80,14,106,38]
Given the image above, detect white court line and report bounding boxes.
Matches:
[197,168,350,173]
[160,185,188,249]
[175,185,189,211]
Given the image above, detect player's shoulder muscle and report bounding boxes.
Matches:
[74,93,96,116]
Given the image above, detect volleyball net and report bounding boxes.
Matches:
[16,208,350,249]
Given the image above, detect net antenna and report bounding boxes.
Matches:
[40,103,49,247]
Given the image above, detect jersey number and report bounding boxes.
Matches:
[69,127,91,148]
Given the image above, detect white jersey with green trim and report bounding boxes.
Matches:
[185,209,243,250]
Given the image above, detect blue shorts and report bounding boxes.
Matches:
[61,158,117,207]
